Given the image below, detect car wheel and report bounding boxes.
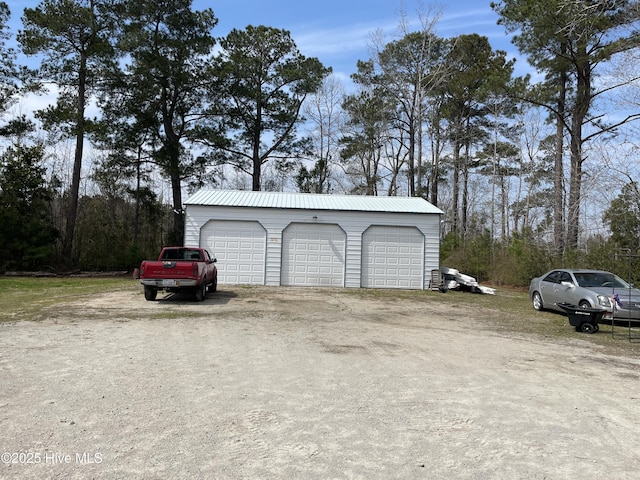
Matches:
[581,322,596,334]
[195,280,206,302]
[579,300,591,309]
[144,286,157,301]
[532,291,544,311]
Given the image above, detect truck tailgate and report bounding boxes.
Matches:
[141,261,197,280]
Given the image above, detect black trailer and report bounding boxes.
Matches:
[556,302,605,334]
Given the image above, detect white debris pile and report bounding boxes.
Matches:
[441,267,496,295]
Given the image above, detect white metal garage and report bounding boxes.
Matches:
[183,189,443,290]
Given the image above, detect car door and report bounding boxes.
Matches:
[551,271,576,306]
[538,270,563,306]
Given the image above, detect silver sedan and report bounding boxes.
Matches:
[529,269,640,321]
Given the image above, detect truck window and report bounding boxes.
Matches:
[162,249,179,260]
[187,250,202,260]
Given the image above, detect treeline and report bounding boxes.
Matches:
[0,143,172,271]
[1,0,640,282]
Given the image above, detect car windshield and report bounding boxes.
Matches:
[573,272,630,289]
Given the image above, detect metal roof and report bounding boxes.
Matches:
[185,189,443,215]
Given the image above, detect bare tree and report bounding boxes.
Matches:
[365,4,448,197]
[298,74,345,193]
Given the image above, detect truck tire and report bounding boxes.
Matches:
[144,286,157,301]
[208,276,217,293]
[195,280,206,302]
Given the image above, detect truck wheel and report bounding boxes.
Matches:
[144,286,157,301]
[208,276,217,293]
[195,281,206,302]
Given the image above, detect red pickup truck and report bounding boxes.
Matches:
[139,246,218,301]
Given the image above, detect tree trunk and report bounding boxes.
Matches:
[407,117,416,196]
[252,103,263,191]
[462,142,470,235]
[554,64,567,254]
[133,146,142,247]
[62,53,87,265]
[429,114,442,207]
[501,172,507,240]
[170,170,183,246]
[452,143,460,233]
[567,46,591,250]
[162,105,184,245]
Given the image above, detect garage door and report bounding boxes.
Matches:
[281,223,346,287]
[361,226,424,289]
[201,220,266,285]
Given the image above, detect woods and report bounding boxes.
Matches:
[1,0,640,284]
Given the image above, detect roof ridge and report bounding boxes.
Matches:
[184,189,443,215]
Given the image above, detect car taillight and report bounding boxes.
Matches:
[193,262,198,278]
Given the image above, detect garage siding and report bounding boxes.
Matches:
[184,197,441,290]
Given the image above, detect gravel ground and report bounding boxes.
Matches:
[1,285,640,479]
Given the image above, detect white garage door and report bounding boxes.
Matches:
[282,223,346,287]
[201,220,266,285]
[361,226,424,289]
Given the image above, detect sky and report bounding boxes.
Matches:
[5,0,527,84]
[202,0,524,80]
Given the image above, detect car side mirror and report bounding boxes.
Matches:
[213,258,217,263]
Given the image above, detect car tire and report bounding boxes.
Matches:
[579,300,591,309]
[144,286,157,301]
[532,291,544,311]
[195,280,206,302]
[208,276,217,293]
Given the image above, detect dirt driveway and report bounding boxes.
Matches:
[1,285,640,479]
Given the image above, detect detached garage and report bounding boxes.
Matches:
[183,189,443,290]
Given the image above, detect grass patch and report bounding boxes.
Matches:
[433,288,640,357]
[0,276,135,322]
[343,286,640,357]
